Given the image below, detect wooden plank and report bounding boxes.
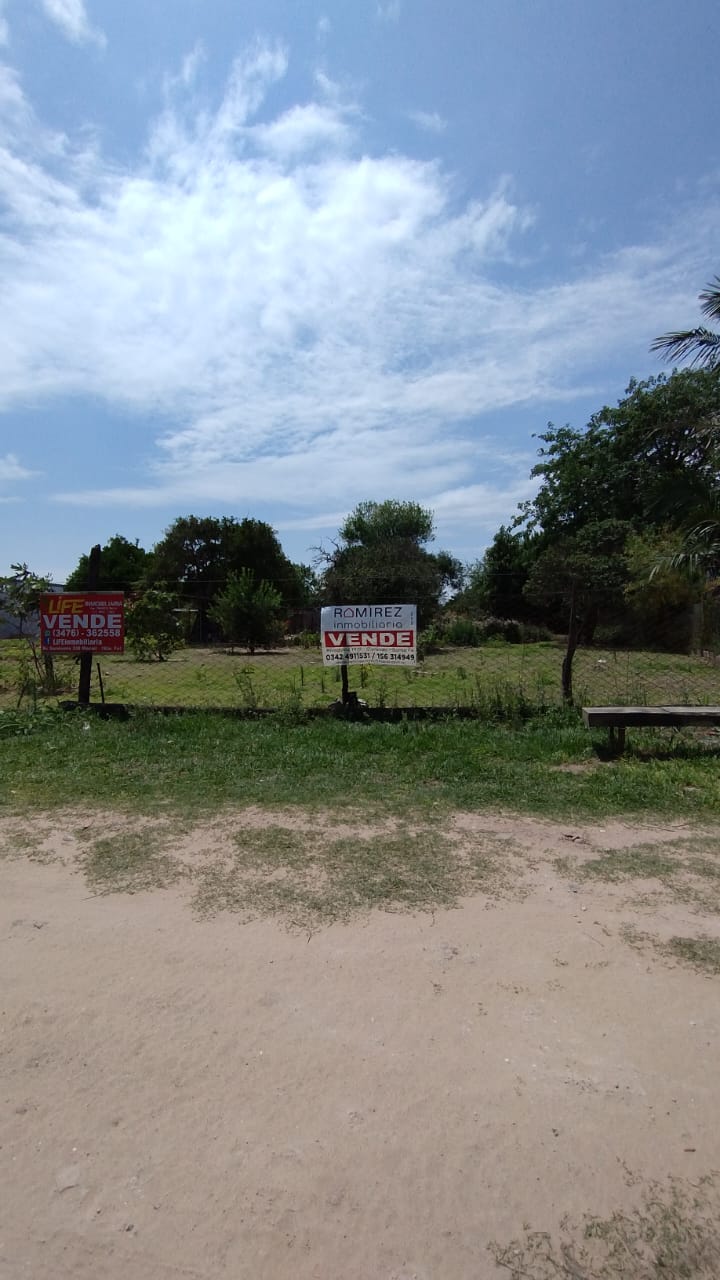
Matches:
[583,706,720,728]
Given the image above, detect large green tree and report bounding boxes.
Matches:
[320,500,462,630]
[624,527,705,651]
[65,535,150,592]
[524,520,630,701]
[510,371,720,639]
[456,526,538,621]
[522,370,720,543]
[148,516,303,638]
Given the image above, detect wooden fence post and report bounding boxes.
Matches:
[77,544,101,705]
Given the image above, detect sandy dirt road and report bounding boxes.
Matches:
[1,812,719,1279]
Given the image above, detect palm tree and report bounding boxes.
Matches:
[651,275,720,370]
[648,456,720,594]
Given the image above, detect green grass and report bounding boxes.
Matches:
[2,637,720,711]
[1,705,720,822]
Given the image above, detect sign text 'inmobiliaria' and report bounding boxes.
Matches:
[321,604,417,666]
[39,593,125,654]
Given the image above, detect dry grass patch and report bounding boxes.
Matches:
[80,829,185,895]
[490,1173,720,1278]
[619,924,720,978]
[662,935,720,976]
[556,837,720,914]
[191,824,524,928]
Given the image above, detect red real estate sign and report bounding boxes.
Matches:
[39,593,125,654]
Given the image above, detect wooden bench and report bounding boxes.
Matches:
[582,705,720,753]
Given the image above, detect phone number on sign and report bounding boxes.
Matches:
[323,650,416,663]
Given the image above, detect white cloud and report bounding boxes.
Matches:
[179,41,205,89]
[314,69,342,100]
[408,109,447,135]
[0,62,24,116]
[0,43,719,538]
[317,15,331,42]
[0,453,35,505]
[0,453,34,481]
[0,0,9,47]
[40,0,106,47]
[249,102,354,156]
[376,0,401,22]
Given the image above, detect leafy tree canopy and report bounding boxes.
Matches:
[0,563,52,636]
[147,515,305,619]
[340,500,435,547]
[524,520,630,700]
[455,526,539,621]
[520,369,720,542]
[65,535,149,592]
[321,500,462,629]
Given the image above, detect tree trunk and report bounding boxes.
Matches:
[43,654,56,693]
[580,602,599,645]
[562,589,581,703]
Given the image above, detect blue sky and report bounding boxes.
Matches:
[1,0,719,581]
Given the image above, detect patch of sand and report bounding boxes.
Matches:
[1,810,719,1279]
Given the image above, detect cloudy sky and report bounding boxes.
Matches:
[1,0,719,580]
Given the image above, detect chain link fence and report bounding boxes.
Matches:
[2,634,719,713]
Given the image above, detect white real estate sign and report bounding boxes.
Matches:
[321,604,417,666]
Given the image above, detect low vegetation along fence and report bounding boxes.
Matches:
[1,637,719,714]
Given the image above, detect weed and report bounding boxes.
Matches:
[663,935,720,975]
[0,705,64,739]
[275,687,307,726]
[490,1173,720,1278]
[234,669,258,710]
[81,830,183,895]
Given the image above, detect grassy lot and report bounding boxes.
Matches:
[2,637,719,710]
[1,704,719,822]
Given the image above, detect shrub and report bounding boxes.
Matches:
[445,617,482,646]
[126,590,183,662]
[417,623,446,658]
